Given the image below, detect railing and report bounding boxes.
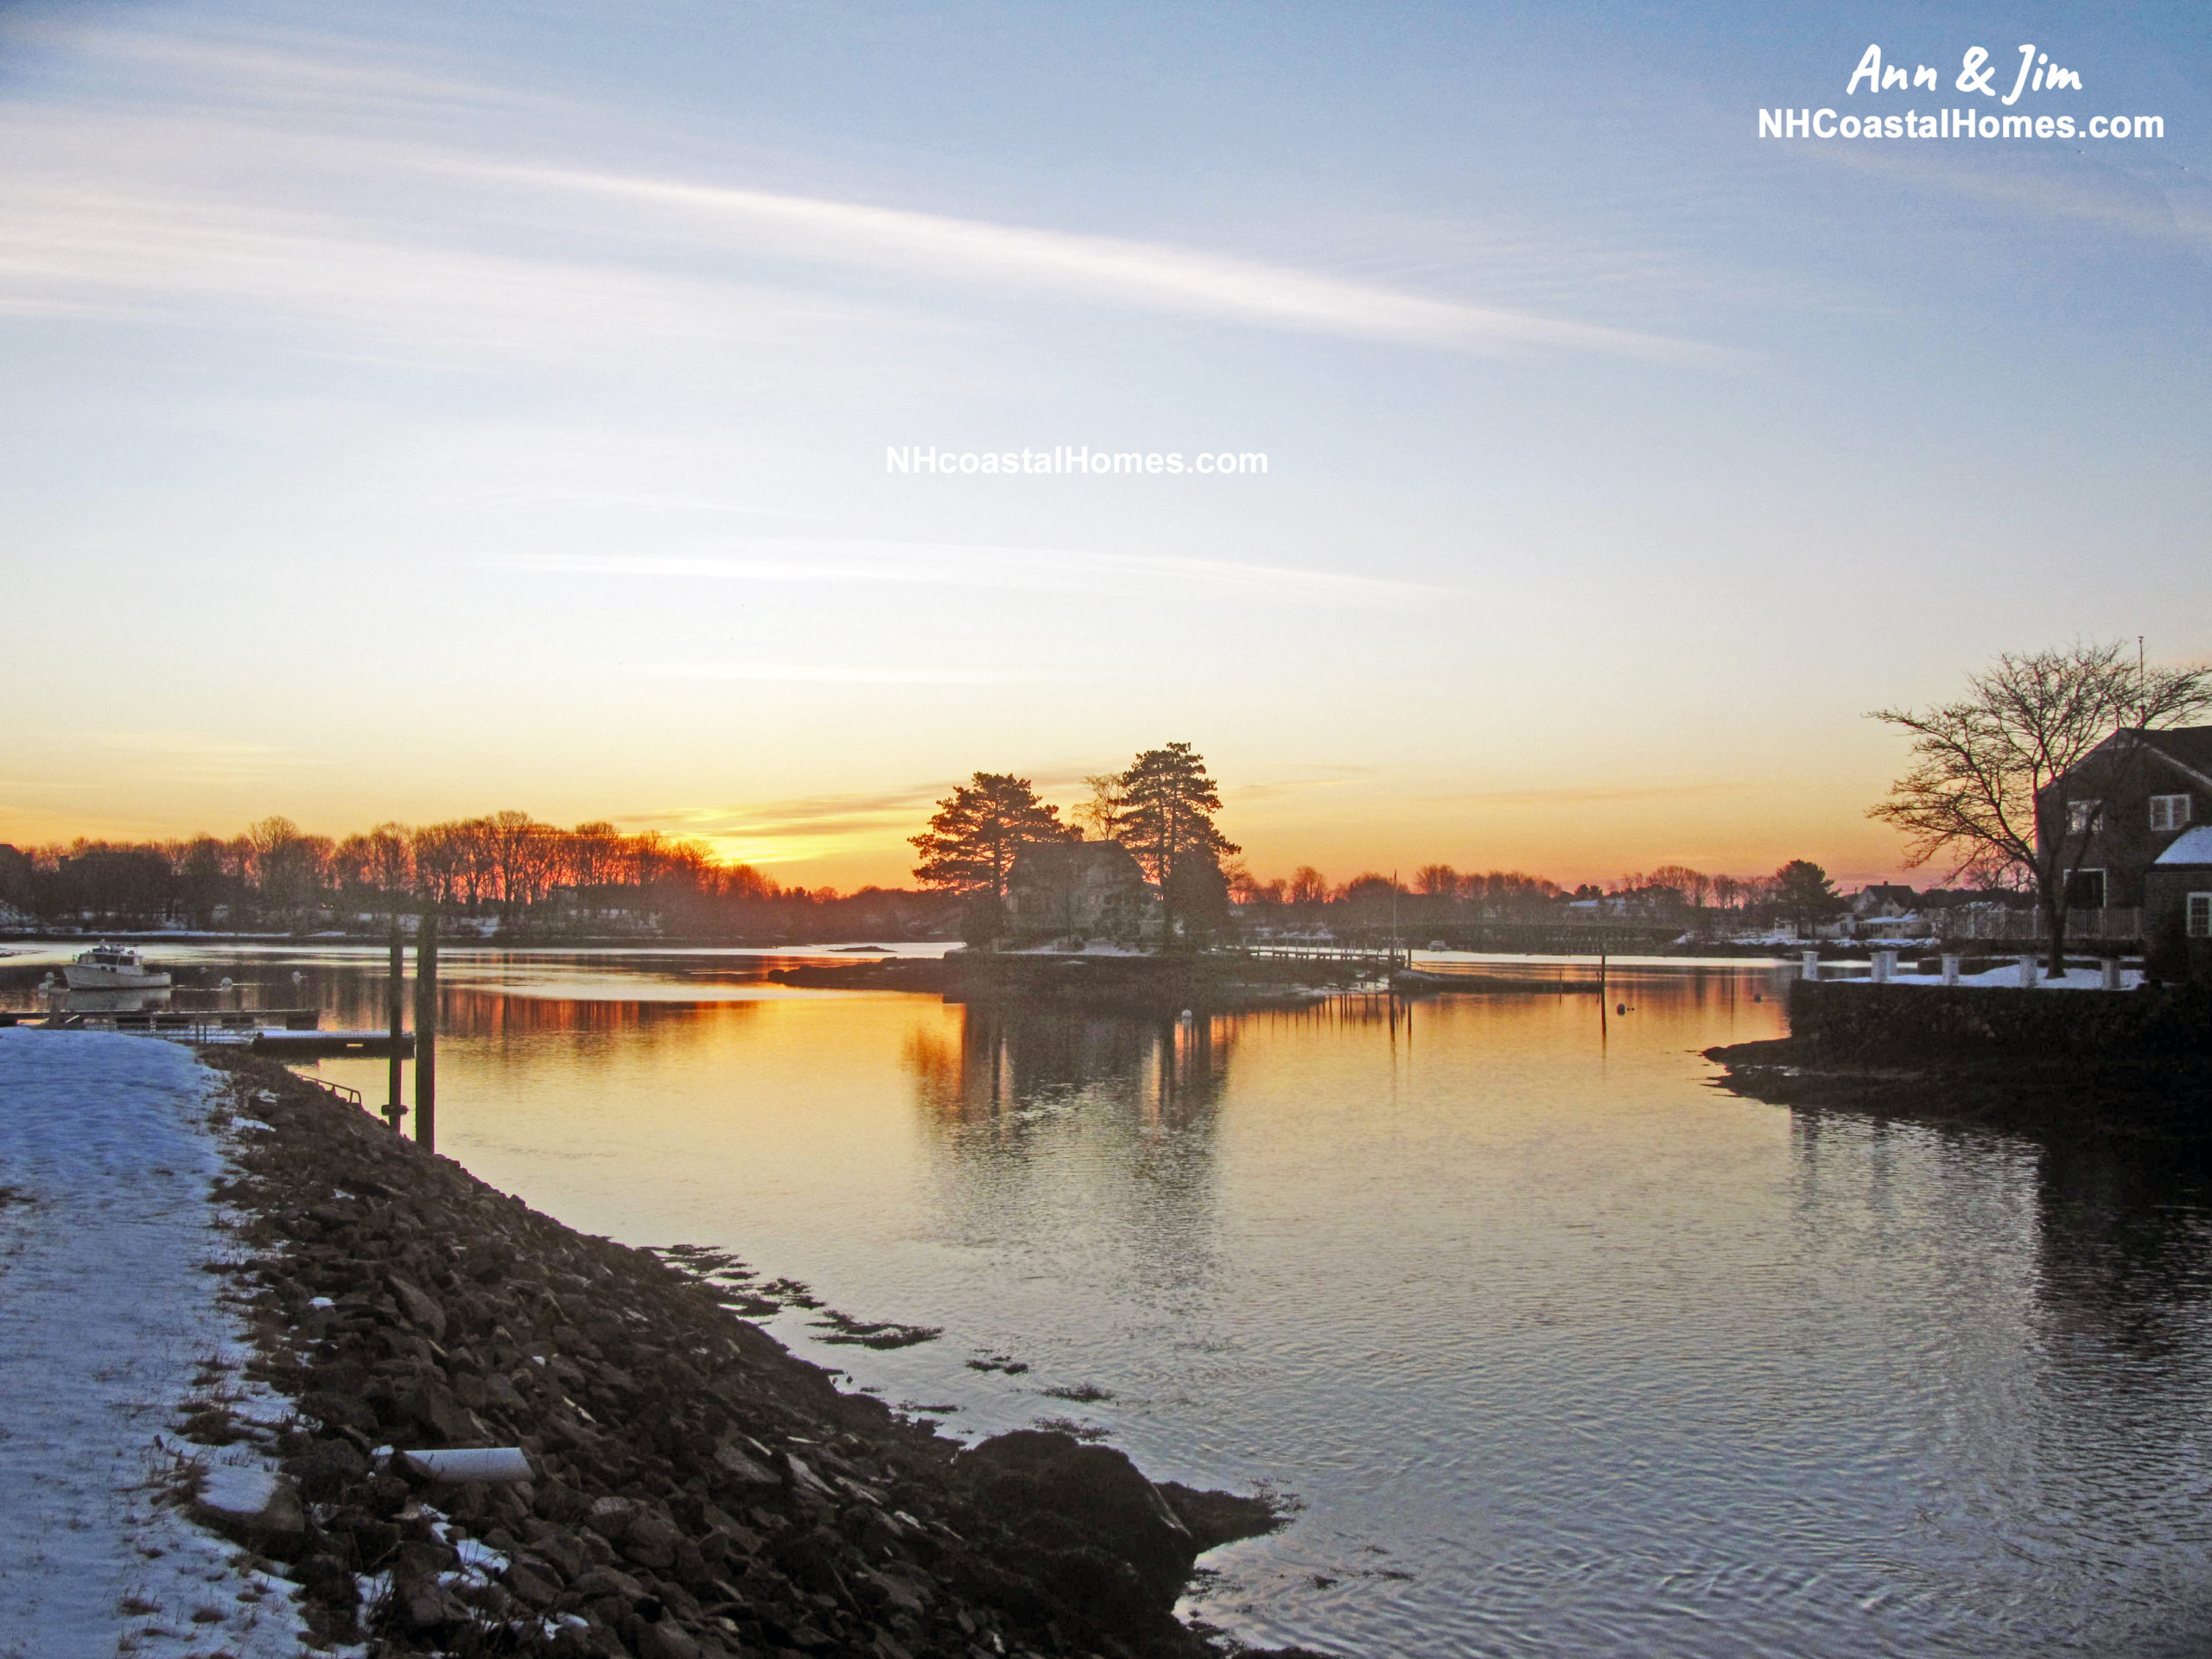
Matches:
[1935,907,2144,942]
[1242,944,1403,969]
[301,1075,363,1109]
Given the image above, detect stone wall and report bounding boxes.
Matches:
[1788,979,2212,1062]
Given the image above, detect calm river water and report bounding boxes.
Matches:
[8,944,2212,1656]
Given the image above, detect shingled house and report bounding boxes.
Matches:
[1005,841,1154,944]
[2037,726,2212,913]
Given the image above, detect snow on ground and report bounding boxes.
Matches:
[0,1028,314,1658]
[1880,964,2145,991]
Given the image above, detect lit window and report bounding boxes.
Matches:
[2151,794,2192,833]
[2067,799,2102,836]
[2192,893,2212,939]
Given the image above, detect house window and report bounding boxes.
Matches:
[2067,799,2103,836]
[2065,868,2106,910]
[2191,893,2212,939]
[2152,794,2192,833]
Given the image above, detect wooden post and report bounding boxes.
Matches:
[413,910,438,1153]
[385,914,406,1131]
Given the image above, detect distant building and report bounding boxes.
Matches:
[2038,726,2212,912]
[1853,883,1919,918]
[1006,842,1154,943]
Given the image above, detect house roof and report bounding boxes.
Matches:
[1007,840,1143,887]
[2140,726,2212,788]
[2152,826,2212,867]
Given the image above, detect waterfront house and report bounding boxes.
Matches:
[2036,726,2212,912]
[2145,826,2212,943]
[1006,841,1155,943]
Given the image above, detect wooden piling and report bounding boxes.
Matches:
[385,914,406,1132]
[413,909,438,1154]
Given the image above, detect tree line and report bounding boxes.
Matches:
[0,811,892,935]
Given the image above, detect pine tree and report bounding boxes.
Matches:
[1116,743,1239,948]
[909,773,1074,903]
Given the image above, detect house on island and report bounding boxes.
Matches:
[2037,726,2212,918]
[1005,842,1156,944]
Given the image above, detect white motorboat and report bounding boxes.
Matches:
[62,944,172,991]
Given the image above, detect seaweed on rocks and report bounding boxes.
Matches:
[192,1049,1304,1659]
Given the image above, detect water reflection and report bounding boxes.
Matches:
[906,1006,1233,1133]
[8,945,2212,1656]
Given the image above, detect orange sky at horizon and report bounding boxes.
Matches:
[0,738,1929,896]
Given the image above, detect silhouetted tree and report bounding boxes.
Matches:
[1116,744,1239,949]
[911,773,1073,903]
[1870,640,2210,969]
[1772,860,1843,940]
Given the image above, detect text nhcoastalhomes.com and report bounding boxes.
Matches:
[886,446,1268,477]
[1760,41,2163,142]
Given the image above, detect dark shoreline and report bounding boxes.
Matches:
[193,1051,1319,1658]
[1704,1036,2212,1147]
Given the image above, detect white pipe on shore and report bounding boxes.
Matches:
[399,1447,534,1483]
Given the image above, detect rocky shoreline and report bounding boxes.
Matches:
[188,1050,1319,1659]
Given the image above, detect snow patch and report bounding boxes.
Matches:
[0,1029,311,1659]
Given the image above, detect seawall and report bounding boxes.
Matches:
[190,1051,1302,1659]
[1785,979,2212,1062]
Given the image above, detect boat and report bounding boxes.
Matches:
[62,944,172,991]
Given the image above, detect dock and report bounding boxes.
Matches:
[0,1008,410,1055]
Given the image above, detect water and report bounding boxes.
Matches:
[6,943,2211,1656]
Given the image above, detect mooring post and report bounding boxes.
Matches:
[2101,957,2121,992]
[385,913,406,1131]
[414,909,439,1154]
[1801,950,1820,982]
[1942,953,1961,987]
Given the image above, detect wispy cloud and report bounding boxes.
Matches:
[1803,144,2212,255]
[647,663,1028,685]
[89,731,299,785]
[1431,781,1745,807]
[0,175,909,375]
[505,542,1443,609]
[635,783,951,844]
[468,162,1707,362]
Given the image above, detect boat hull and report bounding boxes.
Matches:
[62,965,172,990]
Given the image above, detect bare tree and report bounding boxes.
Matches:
[1287,866,1329,906]
[1076,773,1125,842]
[1869,640,2211,971]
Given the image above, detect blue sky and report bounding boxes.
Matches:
[2,0,2206,887]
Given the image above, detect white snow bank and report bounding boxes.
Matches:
[0,1029,314,1659]
[1879,965,2145,991]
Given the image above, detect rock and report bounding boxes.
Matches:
[194,1465,307,1549]
[635,1619,707,1659]
[525,1522,588,1580]
[402,1576,471,1632]
[572,1563,649,1603]
[624,1511,681,1572]
[713,1441,779,1485]
[388,1272,449,1340]
[505,1560,564,1608]
[588,1494,639,1543]
[959,1430,1197,1602]
[294,1436,368,1500]
[1157,1480,1288,1550]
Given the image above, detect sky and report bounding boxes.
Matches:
[1,0,2208,892]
